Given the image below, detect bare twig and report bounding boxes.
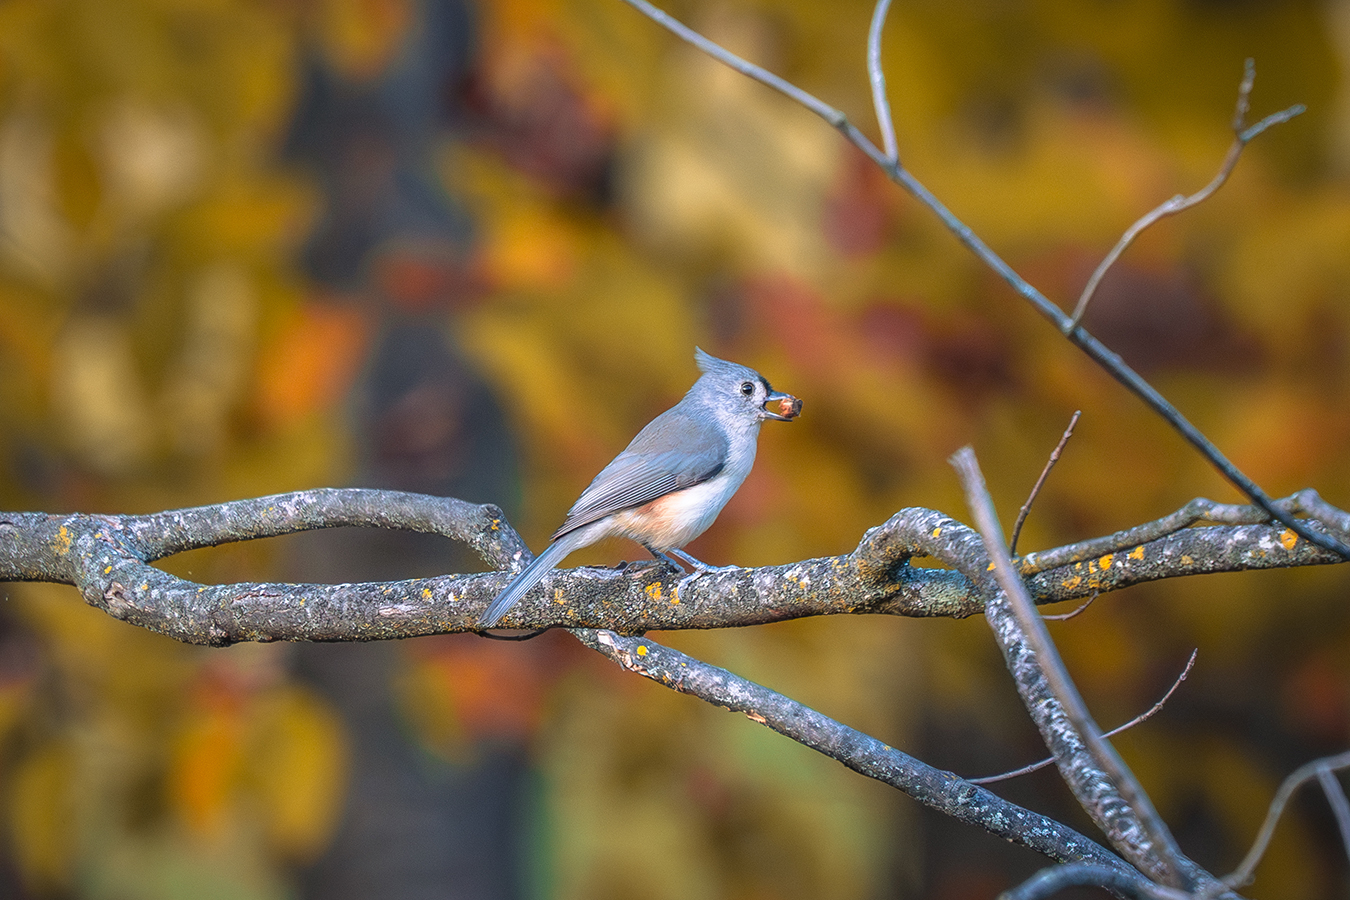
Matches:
[618,0,847,126]
[616,0,1350,562]
[1042,593,1097,621]
[867,0,898,161]
[952,446,1195,887]
[1316,764,1350,864]
[1219,749,1350,893]
[1070,60,1305,326]
[1009,410,1082,555]
[971,649,1197,785]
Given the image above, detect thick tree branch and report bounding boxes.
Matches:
[953,447,1199,890]
[573,628,1135,874]
[2,490,1347,643]
[126,488,528,569]
[2,488,1342,883]
[1018,489,1345,574]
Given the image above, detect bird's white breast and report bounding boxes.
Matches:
[606,428,758,550]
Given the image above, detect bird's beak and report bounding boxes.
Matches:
[762,390,802,421]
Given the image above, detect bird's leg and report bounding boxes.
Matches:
[665,547,713,572]
[637,544,685,575]
[636,545,738,592]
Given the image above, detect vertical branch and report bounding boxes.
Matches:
[1316,765,1350,863]
[952,447,1199,889]
[867,0,898,161]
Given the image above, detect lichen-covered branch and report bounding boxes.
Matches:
[1,490,1347,644]
[126,488,528,569]
[954,448,1203,891]
[0,490,528,645]
[574,628,1134,874]
[2,486,1343,881]
[1017,489,1344,574]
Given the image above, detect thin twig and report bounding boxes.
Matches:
[1010,410,1082,555]
[953,446,1190,885]
[1316,764,1350,864]
[616,0,1350,562]
[971,649,1196,785]
[867,0,898,161]
[1070,60,1304,326]
[1042,593,1097,621]
[1218,749,1350,893]
[619,0,846,127]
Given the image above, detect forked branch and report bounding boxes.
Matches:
[1070,59,1305,326]
[1216,749,1350,895]
[953,447,1203,890]
[2,488,1347,642]
[573,627,1132,873]
[616,0,1350,562]
[867,0,898,161]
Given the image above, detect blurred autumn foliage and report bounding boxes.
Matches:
[2,0,1350,897]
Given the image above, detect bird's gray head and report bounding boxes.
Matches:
[690,347,802,426]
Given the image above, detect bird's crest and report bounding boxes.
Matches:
[694,346,738,377]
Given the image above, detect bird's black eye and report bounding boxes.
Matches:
[740,382,755,396]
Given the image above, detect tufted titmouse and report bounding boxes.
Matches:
[477,348,801,628]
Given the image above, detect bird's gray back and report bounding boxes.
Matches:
[553,405,730,539]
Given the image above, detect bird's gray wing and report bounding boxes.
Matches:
[553,407,729,539]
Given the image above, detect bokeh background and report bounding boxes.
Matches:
[2,0,1350,897]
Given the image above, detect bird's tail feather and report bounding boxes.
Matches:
[478,538,574,628]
